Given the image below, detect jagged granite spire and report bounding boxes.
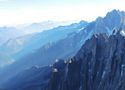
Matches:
[45,31,125,90]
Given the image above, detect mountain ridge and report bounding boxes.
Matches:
[1,9,125,89]
[3,29,125,90]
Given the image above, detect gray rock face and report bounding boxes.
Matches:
[45,32,125,90]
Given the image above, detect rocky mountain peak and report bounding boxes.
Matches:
[44,29,125,90]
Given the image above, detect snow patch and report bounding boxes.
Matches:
[121,64,124,76]
[102,71,106,78]
[53,68,58,73]
[55,59,59,63]
[64,60,67,64]
[49,64,53,67]
[69,59,72,64]
[120,30,125,37]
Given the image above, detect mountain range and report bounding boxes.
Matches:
[0,9,125,90]
[0,21,88,67]
[0,20,78,45]
[14,9,125,70]
[0,20,88,85]
[2,28,125,90]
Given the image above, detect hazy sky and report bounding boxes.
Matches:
[0,0,125,26]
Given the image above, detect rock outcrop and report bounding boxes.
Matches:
[45,31,125,90]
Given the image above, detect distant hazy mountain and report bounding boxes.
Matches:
[0,21,88,60]
[0,27,24,45]
[0,21,79,45]
[0,53,14,68]
[84,9,125,35]
[17,20,82,34]
[0,21,87,66]
[0,21,88,85]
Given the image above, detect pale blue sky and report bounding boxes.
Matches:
[0,0,125,26]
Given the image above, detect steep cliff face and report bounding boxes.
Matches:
[45,31,125,90]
